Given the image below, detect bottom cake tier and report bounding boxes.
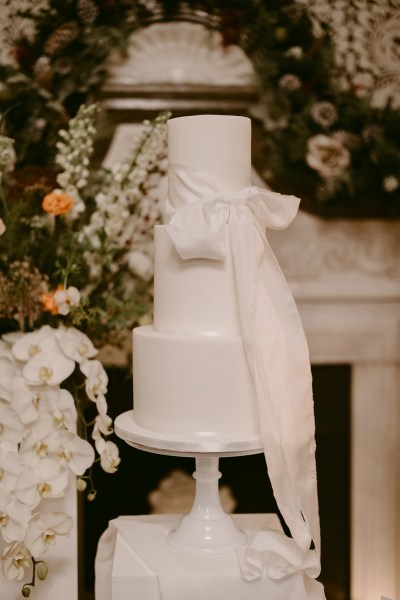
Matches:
[133,325,259,435]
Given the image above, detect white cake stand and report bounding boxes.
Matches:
[115,410,263,554]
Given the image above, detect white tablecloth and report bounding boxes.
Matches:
[95,514,324,600]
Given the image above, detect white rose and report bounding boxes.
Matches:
[306,134,351,178]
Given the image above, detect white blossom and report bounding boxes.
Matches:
[55,328,97,363]
[95,438,120,474]
[39,388,77,432]
[80,359,108,401]
[92,414,113,441]
[0,218,5,236]
[25,512,73,557]
[22,348,75,386]
[1,541,31,581]
[0,489,32,543]
[15,458,69,508]
[57,431,95,476]
[11,326,57,363]
[383,176,399,193]
[53,286,81,315]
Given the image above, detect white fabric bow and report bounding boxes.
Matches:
[166,165,322,587]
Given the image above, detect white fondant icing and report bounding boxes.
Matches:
[153,225,241,333]
[133,326,258,434]
[132,115,259,436]
[167,115,251,198]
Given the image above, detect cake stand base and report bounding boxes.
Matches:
[115,411,263,554]
[167,456,247,554]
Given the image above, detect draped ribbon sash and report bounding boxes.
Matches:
[166,165,322,587]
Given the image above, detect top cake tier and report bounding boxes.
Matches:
[167,114,252,208]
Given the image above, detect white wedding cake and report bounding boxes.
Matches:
[132,114,259,435]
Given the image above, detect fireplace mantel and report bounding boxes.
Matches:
[270,211,400,600]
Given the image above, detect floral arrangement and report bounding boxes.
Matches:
[0,104,169,343]
[1,0,399,218]
[0,325,118,596]
[0,105,169,595]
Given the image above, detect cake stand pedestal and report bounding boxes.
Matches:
[115,410,263,554]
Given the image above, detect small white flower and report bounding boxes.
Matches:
[22,348,75,386]
[0,218,5,236]
[58,431,95,476]
[39,388,77,431]
[25,512,72,557]
[286,46,303,59]
[92,414,113,441]
[19,417,60,461]
[15,458,68,507]
[55,328,97,363]
[53,286,81,315]
[1,541,31,581]
[95,439,120,474]
[0,489,32,543]
[383,176,399,193]
[80,359,108,401]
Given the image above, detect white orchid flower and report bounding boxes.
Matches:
[55,327,97,363]
[80,359,108,401]
[11,326,57,362]
[39,387,77,431]
[22,348,75,386]
[0,400,24,450]
[15,458,68,508]
[19,417,60,462]
[95,438,120,474]
[1,541,31,581]
[0,448,22,493]
[92,414,113,441]
[58,431,95,476]
[53,286,81,315]
[25,512,72,557]
[0,489,32,543]
[95,393,108,416]
[10,376,40,424]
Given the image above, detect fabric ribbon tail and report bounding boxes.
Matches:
[228,209,321,569]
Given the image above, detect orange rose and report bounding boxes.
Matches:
[42,192,74,216]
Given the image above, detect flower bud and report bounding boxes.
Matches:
[22,586,31,597]
[87,490,97,502]
[37,561,48,581]
[76,478,87,492]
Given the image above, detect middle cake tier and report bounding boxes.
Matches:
[153,225,241,334]
[133,326,259,435]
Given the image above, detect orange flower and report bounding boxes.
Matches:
[41,285,64,315]
[42,191,74,216]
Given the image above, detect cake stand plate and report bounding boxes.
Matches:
[115,410,263,457]
[115,410,264,554]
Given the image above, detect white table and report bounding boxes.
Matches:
[95,513,317,600]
